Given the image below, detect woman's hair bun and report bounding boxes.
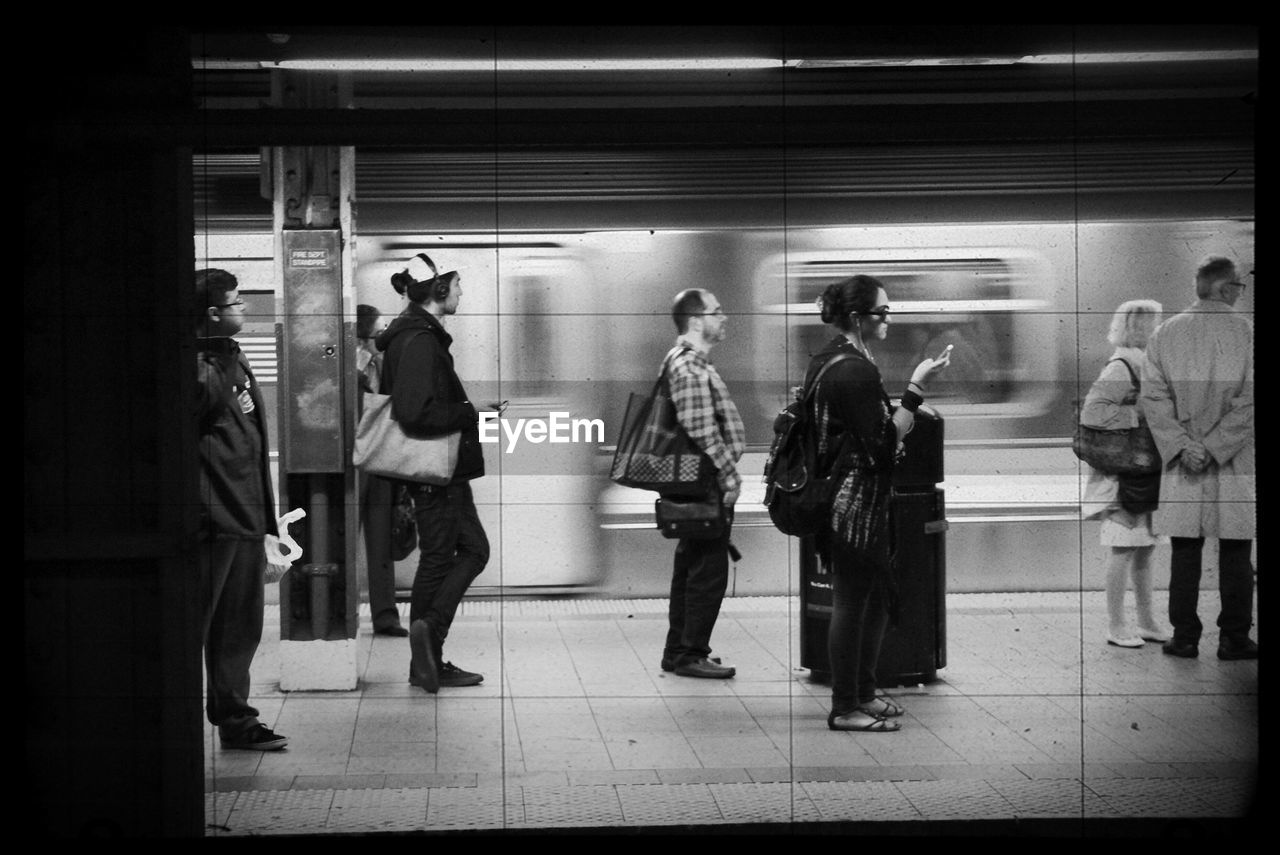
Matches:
[390,269,413,295]
[817,284,839,324]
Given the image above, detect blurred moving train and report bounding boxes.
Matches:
[194,145,1254,596]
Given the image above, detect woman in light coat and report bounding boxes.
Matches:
[1081,300,1169,648]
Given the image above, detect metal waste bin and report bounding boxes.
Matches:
[800,404,948,686]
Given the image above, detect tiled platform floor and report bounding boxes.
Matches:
[204,592,1259,836]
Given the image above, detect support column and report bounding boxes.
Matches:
[270,70,361,690]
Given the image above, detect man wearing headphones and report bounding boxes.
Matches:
[375,255,489,692]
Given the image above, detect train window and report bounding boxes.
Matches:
[757,251,1056,431]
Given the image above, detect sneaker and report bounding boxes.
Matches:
[438,661,484,687]
[220,723,288,751]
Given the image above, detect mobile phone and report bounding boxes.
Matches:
[937,343,954,360]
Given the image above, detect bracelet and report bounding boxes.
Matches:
[901,388,924,413]
[907,381,925,394]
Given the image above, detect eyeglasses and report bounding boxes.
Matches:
[857,305,891,322]
[214,298,246,309]
[699,307,726,317]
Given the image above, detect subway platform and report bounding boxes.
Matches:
[204,591,1259,837]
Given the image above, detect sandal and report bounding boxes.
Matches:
[828,710,901,732]
[859,694,905,718]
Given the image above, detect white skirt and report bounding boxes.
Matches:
[1099,511,1159,547]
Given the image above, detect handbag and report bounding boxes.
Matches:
[1117,471,1160,514]
[654,495,725,540]
[390,483,418,561]
[609,353,717,496]
[352,392,461,485]
[1072,358,1161,476]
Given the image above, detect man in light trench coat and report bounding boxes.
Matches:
[1140,256,1256,661]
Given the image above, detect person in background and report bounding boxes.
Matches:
[811,275,950,732]
[1080,300,1170,649]
[195,268,288,750]
[356,304,407,637]
[660,289,746,679]
[377,255,489,691]
[1141,256,1256,660]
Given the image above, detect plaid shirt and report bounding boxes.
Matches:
[665,342,746,493]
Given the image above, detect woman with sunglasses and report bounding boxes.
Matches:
[811,275,951,732]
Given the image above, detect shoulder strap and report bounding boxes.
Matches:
[1108,357,1140,390]
[657,343,696,396]
[805,352,874,465]
[660,343,696,375]
[803,353,854,407]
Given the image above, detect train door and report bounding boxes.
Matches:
[752,246,1058,441]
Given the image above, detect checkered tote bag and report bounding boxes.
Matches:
[610,360,716,496]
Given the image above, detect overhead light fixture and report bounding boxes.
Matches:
[195,57,784,72]
[193,48,1256,73]
[1021,49,1257,64]
[786,49,1257,69]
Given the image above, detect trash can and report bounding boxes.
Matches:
[800,404,948,686]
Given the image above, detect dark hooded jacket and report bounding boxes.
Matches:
[196,336,279,538]
[375,303,483,482]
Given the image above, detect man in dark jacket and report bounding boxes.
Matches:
[376,256,489,692]
[196,268,288,751]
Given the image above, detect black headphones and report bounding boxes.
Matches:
[413,253,453,302]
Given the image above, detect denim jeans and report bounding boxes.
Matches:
[407,481,490,653]
[1168,536,1255,644]
[199,537,265,737]
[664,507,734,666]
[828,548,891,715]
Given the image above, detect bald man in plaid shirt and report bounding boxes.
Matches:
[660,289,747,679]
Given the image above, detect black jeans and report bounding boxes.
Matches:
[408,481,490,652]
[1168,536,1255,644]
[359,470,400,627]
[199,537,265,737]
[828,548,891,715]
[664,506,734,666]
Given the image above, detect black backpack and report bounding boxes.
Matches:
[763,354,853,537]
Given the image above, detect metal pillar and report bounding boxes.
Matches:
[271,70,361,689]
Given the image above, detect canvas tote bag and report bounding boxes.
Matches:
[352,329,460,485]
